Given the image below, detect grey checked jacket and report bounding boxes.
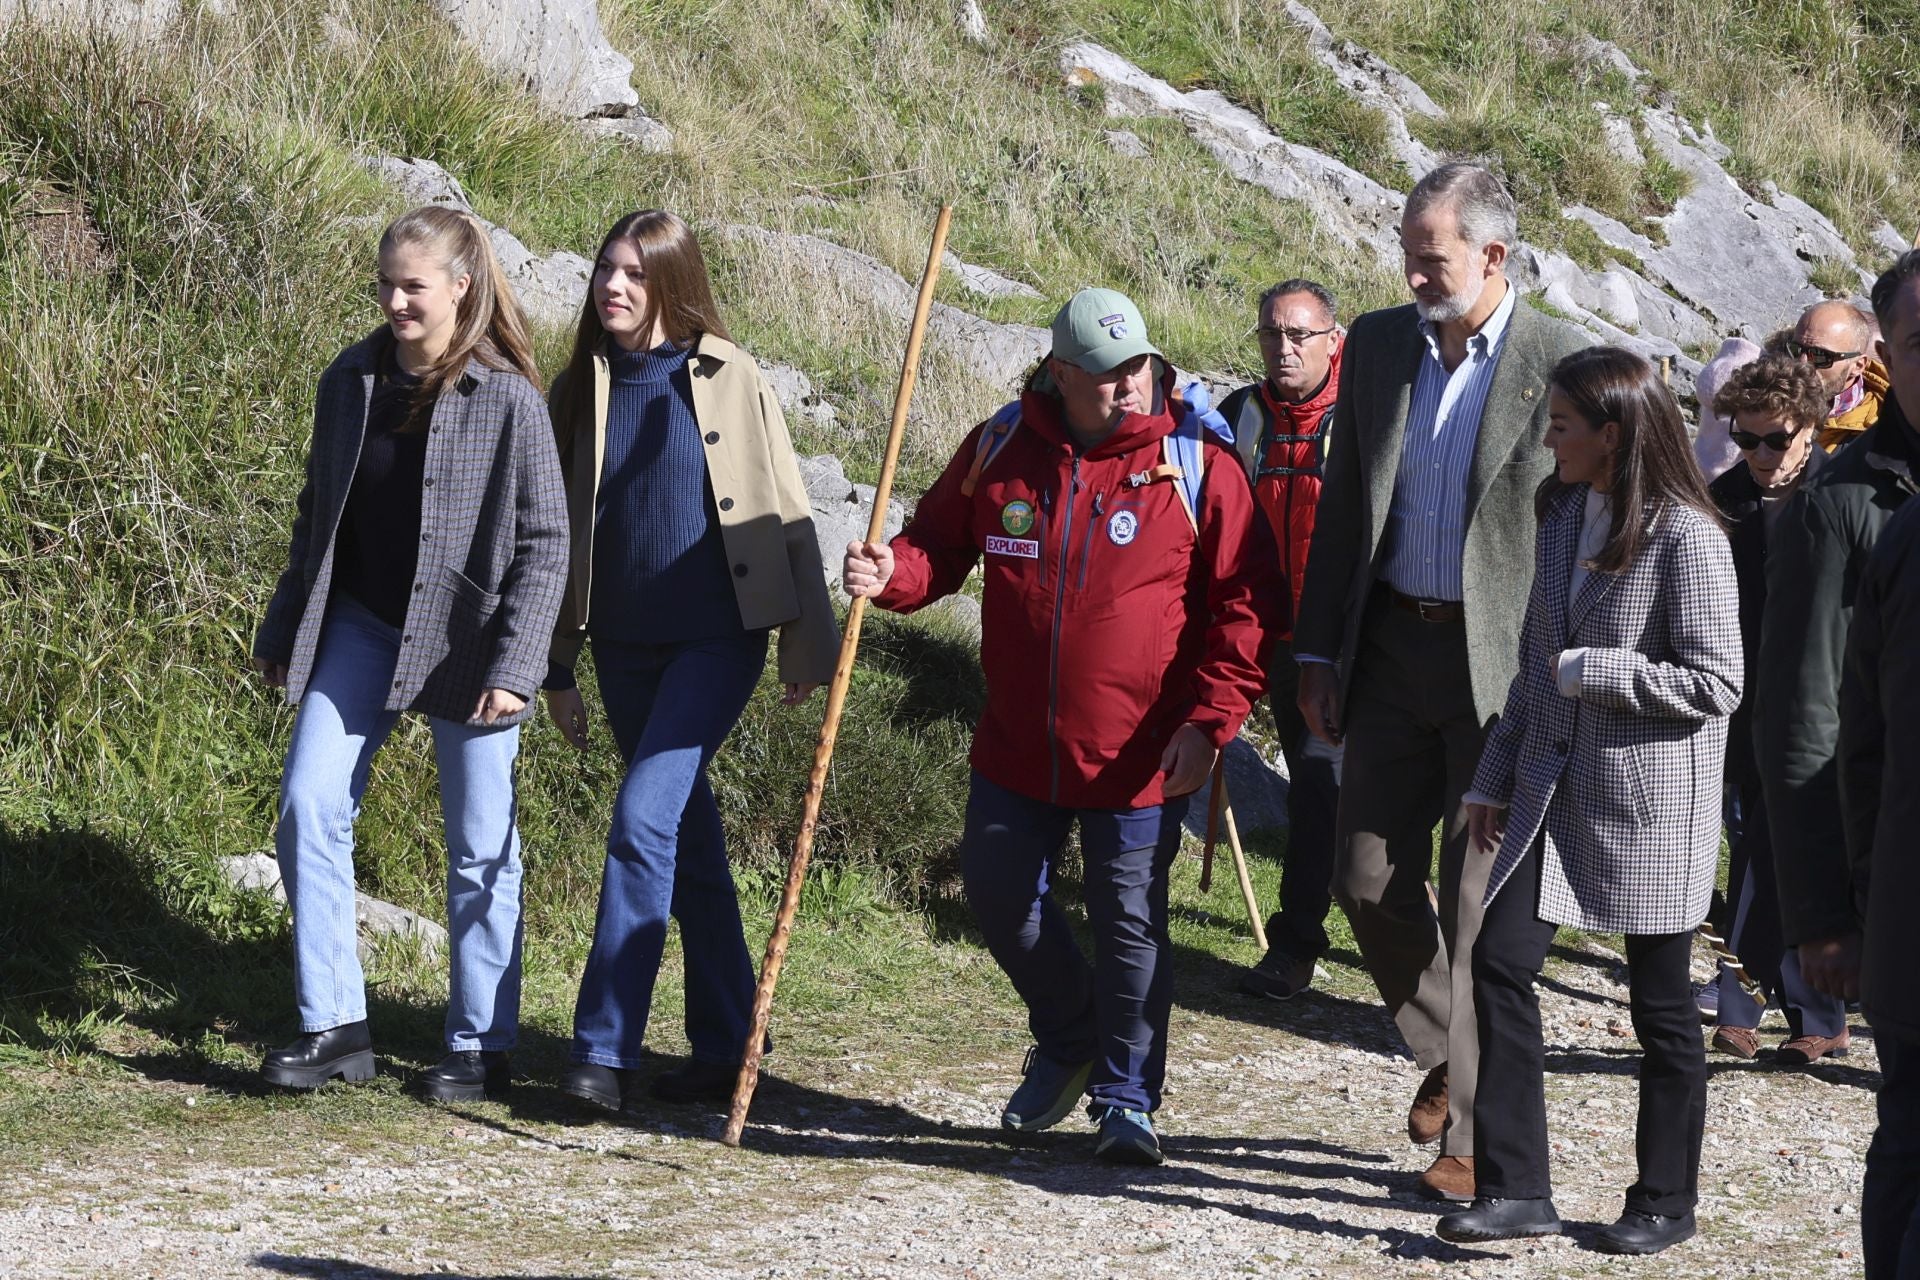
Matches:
[1471,484,1743,934]
[254,330,569,726]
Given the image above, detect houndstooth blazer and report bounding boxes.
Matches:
[253,329,569,726]
[1470,483,1743,934]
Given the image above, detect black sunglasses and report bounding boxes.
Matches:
[1785,339,1862,369]
[1730,426,1805,452]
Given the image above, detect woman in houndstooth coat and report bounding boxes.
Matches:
[1438,347,1742,1256]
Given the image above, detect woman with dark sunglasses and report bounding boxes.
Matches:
[1702,355,1849,1068]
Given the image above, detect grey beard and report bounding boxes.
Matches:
[1415,285,1481,324]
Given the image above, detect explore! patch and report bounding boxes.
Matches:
[985,535,1039,560]
[1000,499,1035,536]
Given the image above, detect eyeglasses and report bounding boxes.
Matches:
[1730,426,1806,452]
[1785,339,1862,369]
[1255,324,1336,346]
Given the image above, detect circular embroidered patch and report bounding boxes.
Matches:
[1107,509,1139,546]
[1001,500,1035,536]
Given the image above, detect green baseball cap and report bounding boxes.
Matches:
[1050,287,1163,373]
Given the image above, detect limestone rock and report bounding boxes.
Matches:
[1571,33,1648,87]
[358,154,589,329]
[1183,737,1291,836]
[1874,220,1914,261]
[720,224,1050,393]
[756,359,840,431]
[433,0,638,117]
[924,593,982,643]
[1594,103,1644,165]
[942,251,1043,301]
[0,0,175,34]
[955,0,987,47]
[798,453,905,592]
[216,853,449,962]
[1282,0,1441,177]
[580,113,672,153]
[1102,129,1150,159]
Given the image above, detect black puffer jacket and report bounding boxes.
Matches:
[1839,495,1920,1041]
[1708,446,1828,791]
[1757,398,1920,945]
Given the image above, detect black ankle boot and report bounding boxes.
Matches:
[1435,1196,1562,1243]
[418,1050,511,1103]
[1594,1208,1696,1255]
[558,1062,640,1112]
[261,1021,375,1090]
[650,1058,740,1105]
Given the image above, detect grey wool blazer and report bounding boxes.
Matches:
[1470,484,1743,934]
[254,329,569,726]
[1292,295,1591,725]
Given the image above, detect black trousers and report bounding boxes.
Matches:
[1473,839,1707,1216]
[1264,653,1340,961]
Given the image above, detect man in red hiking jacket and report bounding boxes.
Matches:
[844,287,1279,1165]
[1219,279,1345,1001]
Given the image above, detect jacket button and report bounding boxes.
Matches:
[413,582,424,593]
[423,477,435,487]
[733,563,749,578]
[402,635,412,644]
[392,679,402,689]
[1553,739,1569,754]
[705,431,720,445]
[719,497,734,511]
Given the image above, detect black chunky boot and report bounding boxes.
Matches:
[418,1050,511,1103]
[261,1021,376,1089]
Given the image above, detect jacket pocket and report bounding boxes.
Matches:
[438,565,504,672]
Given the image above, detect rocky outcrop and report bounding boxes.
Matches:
[798,454,904,594]
[1281,0,1441,178]
[942,251,1043,301]
[217,853,449,963]
[1184,737,1292,838]
[720,224,1051,394]
[433,0,671,147]
[0,0,207,35]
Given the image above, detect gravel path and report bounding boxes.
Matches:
[3,941,1877,1279]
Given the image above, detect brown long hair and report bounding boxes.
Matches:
[551,210,730,451]
[380,206,541,430]
[1537,345,1721,573]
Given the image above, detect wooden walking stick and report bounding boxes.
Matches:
[722,204,953,1148]
[1215,769,1269,953]
[1199,758,1225,893]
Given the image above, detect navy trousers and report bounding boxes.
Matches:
[959,772,1189,1113]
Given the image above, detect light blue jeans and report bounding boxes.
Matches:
[274,593,525,1050]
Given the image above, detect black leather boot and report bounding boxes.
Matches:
[418,1050,511,1103]
[1594,1208,1696,1255]
[1435,1196,1563,1243]
[558,1062,641,1112]
[261,1021,375,1089]
[650,1058,739,1105]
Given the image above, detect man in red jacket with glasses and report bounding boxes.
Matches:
[844,288,1278,1166]
[1219,279,1346,1002]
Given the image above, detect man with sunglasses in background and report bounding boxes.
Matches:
[1220,280,1345,1002]
[1784,300,1889,451]
[1757,251,1920,1074]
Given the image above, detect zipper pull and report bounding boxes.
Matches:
[1092,492,1106,517]
[1039,487,1053,515]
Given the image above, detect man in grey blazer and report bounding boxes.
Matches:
[1293,163,1589,1202]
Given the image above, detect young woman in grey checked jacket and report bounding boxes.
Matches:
[1439,347,1742,1255]
[539,211,839,1113]
[251,206,569,1101]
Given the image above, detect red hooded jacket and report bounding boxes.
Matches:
[876,368,1280,810]
[1219,342,1341,640]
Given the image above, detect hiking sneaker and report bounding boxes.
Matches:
[1091,1105,1164,1166]
[1238,947,1317,1001]
[1000,1048,1093,1133]
[1694,979,1719,1025]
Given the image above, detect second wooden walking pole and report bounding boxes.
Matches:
[722,204,953,1148]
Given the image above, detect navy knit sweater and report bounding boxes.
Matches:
[585,341,743,651]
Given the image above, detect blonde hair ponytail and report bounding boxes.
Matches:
[380,206,543,427]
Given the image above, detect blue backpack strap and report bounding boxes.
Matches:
[1163,402,1207,535]
[960,400,1022,497]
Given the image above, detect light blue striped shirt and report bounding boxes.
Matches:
[1378,283,1517,601]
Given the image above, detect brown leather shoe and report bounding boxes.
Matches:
[1711,1025,1759,1059]
[1777,1027,1851,1065]
[1416,1154,1476,1203]
[1408,1063,1448,1145]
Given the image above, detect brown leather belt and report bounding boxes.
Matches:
[1385,586,1464,623]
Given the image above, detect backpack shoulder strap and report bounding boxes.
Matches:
[1162,410,1206,535]
[959,401,1022,497]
